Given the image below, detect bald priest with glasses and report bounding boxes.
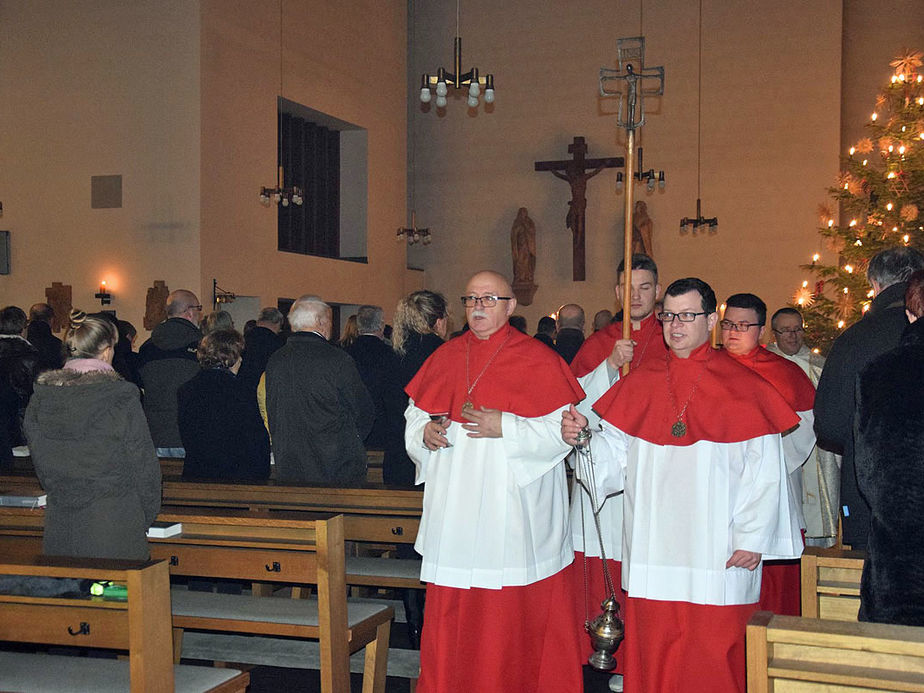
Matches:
[562,277,802,693]
[404,270,586,692]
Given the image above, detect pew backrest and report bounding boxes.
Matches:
[800,545,865,620]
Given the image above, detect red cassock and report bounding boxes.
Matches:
[406,324,586,692]
[727,346,816,618]
[591,343,801,693]
[569,313,667,671]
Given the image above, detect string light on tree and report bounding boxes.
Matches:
[793,49,924,353]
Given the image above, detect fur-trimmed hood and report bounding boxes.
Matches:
[36,367,123,387]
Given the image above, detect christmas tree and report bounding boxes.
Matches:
[794,49,924,354]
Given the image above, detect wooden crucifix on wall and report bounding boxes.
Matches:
[535,137,623,281]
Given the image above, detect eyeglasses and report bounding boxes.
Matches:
[772,327,804,335]
[657,311,707,323]
[188,305,203,312]
[460,295,513,308]
[720,320,762,332]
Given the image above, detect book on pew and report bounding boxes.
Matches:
[146,521,182,538]
[0,494,47,508]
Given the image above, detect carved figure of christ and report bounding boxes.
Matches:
[535,137,623,281]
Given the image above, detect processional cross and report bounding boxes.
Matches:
[600,36,664,374]
[534,137,623,281]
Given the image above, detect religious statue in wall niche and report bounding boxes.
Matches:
[510,207,538,306]
[632,200,654,258]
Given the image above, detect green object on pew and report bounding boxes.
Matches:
[90,581,128,600]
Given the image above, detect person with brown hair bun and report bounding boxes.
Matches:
[177,329,270,481]
[23,309,161,560]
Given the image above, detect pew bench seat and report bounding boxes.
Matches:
[0,652,248,693]
[171,586,393,642]
[345,556,423,589]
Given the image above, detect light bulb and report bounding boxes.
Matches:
[615,172,623,192]
[899,145,906,154]
[887,202,893,210]
[281,197,289,207]
[420,88,432,103]
[658,172,666,190]
[260,194,270,206]
[827,219,834,227]
[812,253,820,262]
[484,88,495,104]
[802,280,809,288]
[467,95,479,108]
[435,81,448,97]
[273,193,281,204]
[646,176,655,192]
[871,112,878,121]
[837,320,845,329]
[849,147,855,155]
[468,82,480,97]
[435,95,447,108]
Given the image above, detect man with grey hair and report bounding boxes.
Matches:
[265,296,373,484]
[238,306,285,392]
[138,289,203,456]
[815,246,924,548]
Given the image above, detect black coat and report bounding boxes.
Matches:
[0,335,38,449]
[238,326,284,393]
[388,331,445,486]
[344,335,406,451]
[138,318,201,448]
[855,318,924,625]
[26,321,64,373]
[554,328,585,365]
[814,282,909,548]
[178,367,271,481]
[265,332,374,485]
[23,368,161,560]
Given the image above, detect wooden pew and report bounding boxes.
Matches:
[800,545,865,620]
[150,509,393,693]
[161,480,424,590]
[0,556,249,693]
[747,610,924,692]
[1,475,426,590]
[0,508,394,693]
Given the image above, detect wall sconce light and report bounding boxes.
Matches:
[95,280,112,306]
[212,278,236,309]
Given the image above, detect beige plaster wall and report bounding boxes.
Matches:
[407,0,843,330]
[199,0,407,321]
[0,0,201,330]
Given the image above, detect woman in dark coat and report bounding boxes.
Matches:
[23,310,161,560]
[178,329,270,481]
[855,269,924,626]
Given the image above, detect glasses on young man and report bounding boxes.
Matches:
[657,311,707,323]
[720,320,762,332]
[460,295,513,308]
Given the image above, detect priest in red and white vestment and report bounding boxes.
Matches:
[722,293,816,617]
[405,270,585,692]
[567,253,666,671]
[563,278,802,693]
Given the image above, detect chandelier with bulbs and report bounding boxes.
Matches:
[260,166,303,207]
[418,0,494,110]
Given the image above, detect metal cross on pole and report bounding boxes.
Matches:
[599,36,665,375]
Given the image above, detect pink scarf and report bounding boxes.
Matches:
[64,358,115,374]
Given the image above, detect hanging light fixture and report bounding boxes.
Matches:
[259,0,303,208]
[419,0,495,109]
[397,211,432,245]
[679,0,717,233]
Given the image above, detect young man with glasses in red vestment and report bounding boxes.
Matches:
[562,278,802,693]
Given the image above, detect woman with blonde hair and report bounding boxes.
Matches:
[392,290,449,388]
[23,310,161,560]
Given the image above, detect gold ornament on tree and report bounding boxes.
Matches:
[901,204,919,222]
[793,286,815,307]
[817,203,833,224]
[890,50,923,77]
[855,138,874,154]
[836,290,854,321]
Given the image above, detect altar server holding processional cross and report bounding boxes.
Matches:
[563,277,803,693]
[405,270,585,692]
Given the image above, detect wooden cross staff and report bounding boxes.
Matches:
[600,37,665,374]
[535,137,623,282]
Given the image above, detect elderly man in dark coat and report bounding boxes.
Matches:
[855,270,924,626]
[237,307,285,393]
[265,296,374,485]
[814,247,924,549]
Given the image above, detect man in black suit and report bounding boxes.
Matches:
[815,246,924,549]
[237,307,285,393]
[26,303,64,373]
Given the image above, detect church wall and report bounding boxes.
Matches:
[199,0,408,321]
[407,0,843,333]
[0,0,201,331]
